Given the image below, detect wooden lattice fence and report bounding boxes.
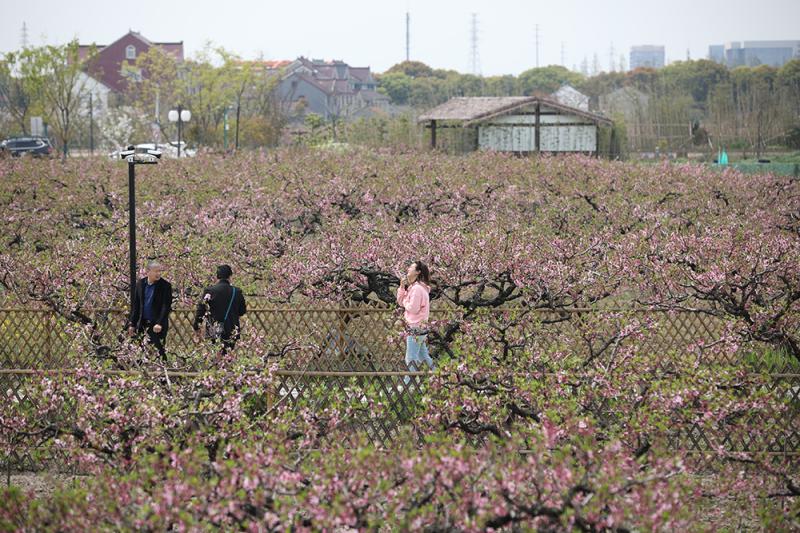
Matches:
[2,306,798,471]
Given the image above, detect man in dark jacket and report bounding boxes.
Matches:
[193,264,247,353]
[128,261,173,359]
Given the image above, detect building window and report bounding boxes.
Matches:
[126,45,136,60]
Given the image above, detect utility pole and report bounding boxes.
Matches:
[405,12,410,62]
[178,105,183,158]
[223,108,228,151]
[535,24,540,68]
[235,99,241,150]
[89,93,94,155]
[154,89,160,145]
[128,160,136,307]
[469,13,480,75]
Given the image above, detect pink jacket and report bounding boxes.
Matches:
[396,282,430,326]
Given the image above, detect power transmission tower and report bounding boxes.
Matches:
[405,12,411,62]
[20,22,29,49]
[535,24,540,68]
[469,13,481,75]
[561,41,565,66]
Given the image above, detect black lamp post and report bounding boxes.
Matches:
[168,105,191,158]
[119,145,161,308]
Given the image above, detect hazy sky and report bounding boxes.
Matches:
[2,0,799,76]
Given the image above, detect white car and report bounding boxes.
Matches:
[162,141,196,158]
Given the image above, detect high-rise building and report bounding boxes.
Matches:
[630,45,665,70]
[708,41,800,68]
[708,45,725,64]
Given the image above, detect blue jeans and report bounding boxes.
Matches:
[405,334,434,372]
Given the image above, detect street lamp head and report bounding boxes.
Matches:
[120,145,161,164]
[168,109,191,122]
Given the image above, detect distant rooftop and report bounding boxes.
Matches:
[418,96,612,125]
[631,45,665,51]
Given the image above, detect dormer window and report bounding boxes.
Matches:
[126,45,136,60]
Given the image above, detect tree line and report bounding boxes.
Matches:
[376,59,800,156]
[0,42,286,156]
[2,42,799,156]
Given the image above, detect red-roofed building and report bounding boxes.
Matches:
[78,31,184,94]
[276,57,389,121]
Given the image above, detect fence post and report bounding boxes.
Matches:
[46,310,53,366]
[337,308,347,365]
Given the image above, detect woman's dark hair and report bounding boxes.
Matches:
[412,261,430,284]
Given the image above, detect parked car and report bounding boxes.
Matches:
[108,142,196,160]
[164,141,196,158]
[0,136,54,158]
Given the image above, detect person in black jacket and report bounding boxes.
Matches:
[128,261,173,359]
[193,264,247,353]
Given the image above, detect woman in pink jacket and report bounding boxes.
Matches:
[396,260,434,375]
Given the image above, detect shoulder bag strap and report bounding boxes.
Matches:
[223,287,237,322]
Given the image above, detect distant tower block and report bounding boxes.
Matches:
[630,45,666,69]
